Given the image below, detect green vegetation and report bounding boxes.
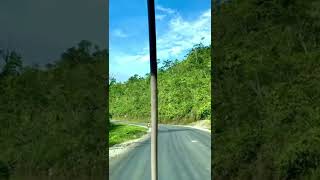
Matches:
[110,44,211,125]
[0,40,107,179]
[189,119,211,130]
[213,0,320,179]
[109,123,147,146]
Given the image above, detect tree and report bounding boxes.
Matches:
[0,49,22,77]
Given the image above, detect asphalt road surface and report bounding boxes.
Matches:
[109,124,211,180]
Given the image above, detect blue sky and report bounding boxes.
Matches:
[110,0,211,82]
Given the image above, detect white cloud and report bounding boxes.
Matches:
[113,29,128,38]
[111,7,211,66]
[110,51,150,82]
[156,5,175,14]
[111,53,149,65]
[156,8,211,60]
[156,14,166,21]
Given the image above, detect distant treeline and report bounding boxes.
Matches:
[0,40,107,179]
[109,44,211,124]
[213,0,320,179]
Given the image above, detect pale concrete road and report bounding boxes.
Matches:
[109,124,211,180]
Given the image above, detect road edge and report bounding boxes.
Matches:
[109,120,210,160]
[109,126,150,160]
[169,124,211,133]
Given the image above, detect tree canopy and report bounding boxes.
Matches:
[213,0,320,179]
[0,40,107,179]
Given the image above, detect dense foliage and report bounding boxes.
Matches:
[109,44,211,124]
[0,40,107,179]
[213,0,320,179]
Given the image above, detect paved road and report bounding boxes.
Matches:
[109,124,211,180]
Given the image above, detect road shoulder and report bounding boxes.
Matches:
[109,122,149,160]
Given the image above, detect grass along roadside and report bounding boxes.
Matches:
[109,123,147,146]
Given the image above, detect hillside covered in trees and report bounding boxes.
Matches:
[0,40,107,179]
[213,0,320,179]
[109,44,211,124]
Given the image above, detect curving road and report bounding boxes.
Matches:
[109,124,211,180]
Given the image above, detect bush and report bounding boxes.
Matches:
[277,128,320,179]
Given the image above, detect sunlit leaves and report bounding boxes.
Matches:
[109,45,211,124]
